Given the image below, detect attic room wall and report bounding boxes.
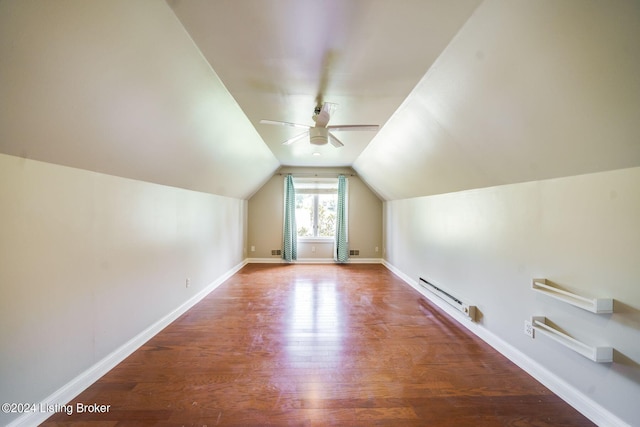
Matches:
[247,168,382,261]
[383,167,640,426]
[0,153,247,426]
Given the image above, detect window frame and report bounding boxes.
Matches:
[293,178,342,241]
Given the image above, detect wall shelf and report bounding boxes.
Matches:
[531,316,613,363]
[532,279,613,314]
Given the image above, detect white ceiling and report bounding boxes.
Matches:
[169,0,482,167]
[0,0,279,199]
[355,0,640,199]
[1,0,639,201]
[171,0,640,198]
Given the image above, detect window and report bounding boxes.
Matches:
[294,179,339,239]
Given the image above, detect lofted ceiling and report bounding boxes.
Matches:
[355,0,640,199]
[173,0,640,198]
[169,0,482,167]
[1,0,639,201]
[0,0,280,200]
[169,0,640,199]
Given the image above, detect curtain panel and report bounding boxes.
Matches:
[282,174,297,262]
[334,174,349,263]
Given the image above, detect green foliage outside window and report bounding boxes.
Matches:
[295,193,336,238]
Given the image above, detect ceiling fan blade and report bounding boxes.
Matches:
[327,124,379,132]
[328,132,344,148]
[260,119,310,130]
[282,131,309,146]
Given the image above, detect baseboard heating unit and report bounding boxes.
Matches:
[419,277,477,321]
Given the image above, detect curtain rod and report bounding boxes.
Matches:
[276,172,356,177]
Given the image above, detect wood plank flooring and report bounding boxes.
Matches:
[42,264,594,426]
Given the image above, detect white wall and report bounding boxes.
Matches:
[0,153,247,426]
[384,167,640,426]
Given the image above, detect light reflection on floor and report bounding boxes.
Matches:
[285,280,345,407]
[288,281,343,340]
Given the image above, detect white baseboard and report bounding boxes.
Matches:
[7,260,247,427]
[246,257,286,263]
[381,260,630,427]
[247,257,383,264]
[345,257,383,264]
[13,259,624,427]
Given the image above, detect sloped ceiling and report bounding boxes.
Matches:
[168,0,482,169]
[0,0,279,200]
[355,0,640,199]
[1,0,639,201]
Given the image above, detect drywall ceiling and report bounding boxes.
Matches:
[1,0,638,201]
[355,0,640,199]
[170,0,640,199]
[170,0,640,200]
[169,0,482,168]
[0,0,279,200]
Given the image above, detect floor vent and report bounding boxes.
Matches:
[349,250,360,256]
[271,249,281,256]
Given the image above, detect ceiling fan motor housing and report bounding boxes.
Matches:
[309,127,329,145]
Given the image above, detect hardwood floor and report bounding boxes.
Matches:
[42,264,594,426]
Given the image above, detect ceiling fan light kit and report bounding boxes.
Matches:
[309,127,329,145]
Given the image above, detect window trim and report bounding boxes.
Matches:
[299,237,335,243]
[294,178,340,240]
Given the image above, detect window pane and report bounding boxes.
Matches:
[295,194,313,237]
[317,194,336,237]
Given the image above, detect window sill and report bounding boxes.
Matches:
[298,238,334,243]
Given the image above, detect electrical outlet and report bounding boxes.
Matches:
[185,278,191,288]
[524,320,534,338]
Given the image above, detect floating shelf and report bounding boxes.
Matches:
[531,316,613,363]
[532,279,613,314]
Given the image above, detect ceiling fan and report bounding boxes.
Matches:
[260,102,379,148]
